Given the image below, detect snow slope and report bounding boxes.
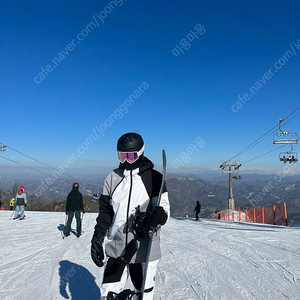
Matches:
[0,211,300,300]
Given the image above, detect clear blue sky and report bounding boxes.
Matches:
[1,0,300,179]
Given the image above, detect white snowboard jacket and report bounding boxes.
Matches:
[93,157,170,263]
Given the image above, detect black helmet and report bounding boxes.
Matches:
[117,132,144,152]
[73,182,79,188]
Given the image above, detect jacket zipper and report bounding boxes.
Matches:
[125,170,133,249]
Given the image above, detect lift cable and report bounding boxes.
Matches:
[0,143,77,180]
[240,145,287,165]
[229,106,300,161]
[0,155,58,179]
[0,154,93,196]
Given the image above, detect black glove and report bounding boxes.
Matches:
[133,206,167,237]
[148,206,168,228]
[91,237,104,267]
[82,209,85,214]
[24,204,27,208]
[65,211,68,215]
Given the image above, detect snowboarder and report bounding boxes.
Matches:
[91,132,170,300]
[10,197,15,210]
[13,186,27,219]
[194,201,201,220]
[65,182,85,237]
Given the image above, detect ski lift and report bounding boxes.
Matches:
[279,145,299,163]
[91,193,99,202]
[273,132,299,144]
[232,165,242,179]
[273,119,299,144]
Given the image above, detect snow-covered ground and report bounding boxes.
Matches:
[1,210,300,300]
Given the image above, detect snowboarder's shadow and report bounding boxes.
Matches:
[58,224,65,233]
[57,224,78,237]
[59,260,100,300]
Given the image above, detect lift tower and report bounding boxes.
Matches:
[220,160,241,210]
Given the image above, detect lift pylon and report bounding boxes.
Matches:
[220,160,241,210]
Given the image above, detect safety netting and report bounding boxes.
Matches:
[209,202,287,226]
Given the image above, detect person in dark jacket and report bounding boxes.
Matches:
[65,182,84,237]
[91,132,170,300]
[194,200,201,220]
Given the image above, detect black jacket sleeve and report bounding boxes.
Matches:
[80,193,84,210]
[93,194,114,239]
[66,194,71,211]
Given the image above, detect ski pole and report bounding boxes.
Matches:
[9,210,14,220]
[61,213,68,239]
[64,213,68,233]
[81,211,84,233]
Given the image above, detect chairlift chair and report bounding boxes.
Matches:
[279,152,298,163]
[273,132,299,144]
[273,118,299,144]
[232,167,242,180]
[91,193,99,202]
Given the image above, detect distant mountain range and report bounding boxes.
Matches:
[166,174,300,225]
[1,173,299,225]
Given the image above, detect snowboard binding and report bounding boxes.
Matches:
[107,289,140,300]
[132,205,152,238]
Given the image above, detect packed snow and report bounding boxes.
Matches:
[1,210,300,300]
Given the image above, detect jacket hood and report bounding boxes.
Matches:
[70,188,81,195]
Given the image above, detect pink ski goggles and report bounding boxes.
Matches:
[118,145,144,164]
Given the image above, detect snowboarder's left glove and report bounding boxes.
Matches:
[82,209,85,214]
[91,237,104,267]
[133,206,167,237]
[24,204,27,208]
[148,206,168,228]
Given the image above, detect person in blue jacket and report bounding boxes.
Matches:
[13,186,27,220]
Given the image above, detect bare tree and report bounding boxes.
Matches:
[27,193,49,211]
[12,183,19,198]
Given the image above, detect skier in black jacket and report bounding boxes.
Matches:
[194,201,201,220]
[65,182,84,237]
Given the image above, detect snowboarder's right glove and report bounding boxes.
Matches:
[91,237,104,267]
[65,211,68,215]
